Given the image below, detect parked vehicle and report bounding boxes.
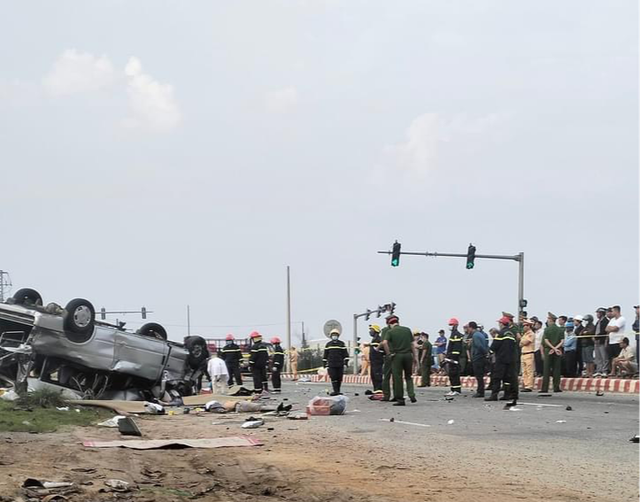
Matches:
[0,288,208,401]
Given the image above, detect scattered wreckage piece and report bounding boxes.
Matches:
[0,288,210,401]
[83,436,263,450]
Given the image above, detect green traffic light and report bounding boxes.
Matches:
[466,262,474,269]
[391,258,400,267]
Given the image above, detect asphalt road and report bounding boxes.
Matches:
[279,381,639,501]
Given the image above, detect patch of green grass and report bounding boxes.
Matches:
[0,399,113,433]
[16,388,68,409]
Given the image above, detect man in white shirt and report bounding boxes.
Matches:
[606,305,626,374]
[207,353,229,395]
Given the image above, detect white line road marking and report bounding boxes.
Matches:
[518,402,562,407]
[379,419,431,427]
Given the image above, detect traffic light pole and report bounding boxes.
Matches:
[352,303,396,374]
[378,249,526,321]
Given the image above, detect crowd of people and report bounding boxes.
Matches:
[205,306,638,402]
[352,305,639,405]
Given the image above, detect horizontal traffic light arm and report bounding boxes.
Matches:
[377,250,522,262]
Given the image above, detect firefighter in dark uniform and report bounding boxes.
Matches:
[445,317,463,396]
[270,337,284,393]
[323,329,349,396]
[249,331,269,393]
[220,334,243,386]
[485,315,519,402]
[368,324,384,394]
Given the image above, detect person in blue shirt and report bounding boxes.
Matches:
[468,321,489,397]
[563,320,578,377]
[435,330,447,374]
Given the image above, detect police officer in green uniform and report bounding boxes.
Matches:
[540,312,564,393]
[381,315,417,406]
[418,332,432,387]
[380,316,396,401]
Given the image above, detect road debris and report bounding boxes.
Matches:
[242,417,265,429]
[55,406,69,411]
[556,420,567,423]
[118,416,142,436]
[307,395,348,415]
[447,420,455,425]
[379,418,431,428]
[103,479,131,492]
[566,406,573,411]
[287,413,308,420]
[97,415,127,428]
[144,401,165,415]
[23,479,74,489]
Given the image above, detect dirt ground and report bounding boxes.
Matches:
[0,405,631,502]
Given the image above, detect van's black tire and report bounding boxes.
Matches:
[184,335,210,369]
[11,288,43,307]
[63,298,95,343]
[137,323,168,341]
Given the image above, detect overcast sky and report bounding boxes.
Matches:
[1,1,637,345]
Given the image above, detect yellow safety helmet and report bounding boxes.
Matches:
[369,324,381,333]
[329,329,341,336]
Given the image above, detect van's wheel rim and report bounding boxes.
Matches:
[73,306,93,328]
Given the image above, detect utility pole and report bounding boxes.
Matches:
[187,305,191,335]
[285,266,292,373]
[379,244,526,321]
[0,271,11,303]
[286,266,292,350]
[352,303,396,374]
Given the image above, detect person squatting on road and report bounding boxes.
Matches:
[445,318,463,396]
[368,324,385,393]
[220,334,243,386]
[270,337,284,393]
[485,316,519,402]
[249,331,269,393]
[380,315,417,406]
[323,329,349,396]
[520,319,535,392]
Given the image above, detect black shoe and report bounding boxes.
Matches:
[499,395,511,401]
[329,391,339,396]
[410,397,417,403]
[472,393,485,398]
[553,389,563,393]
[392,400,406,406]
[521,388,532,392]
[484,394,498,401]
[272,389,281,393]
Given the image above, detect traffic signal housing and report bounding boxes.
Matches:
[391,241,401,267]
[466,244,476,269]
